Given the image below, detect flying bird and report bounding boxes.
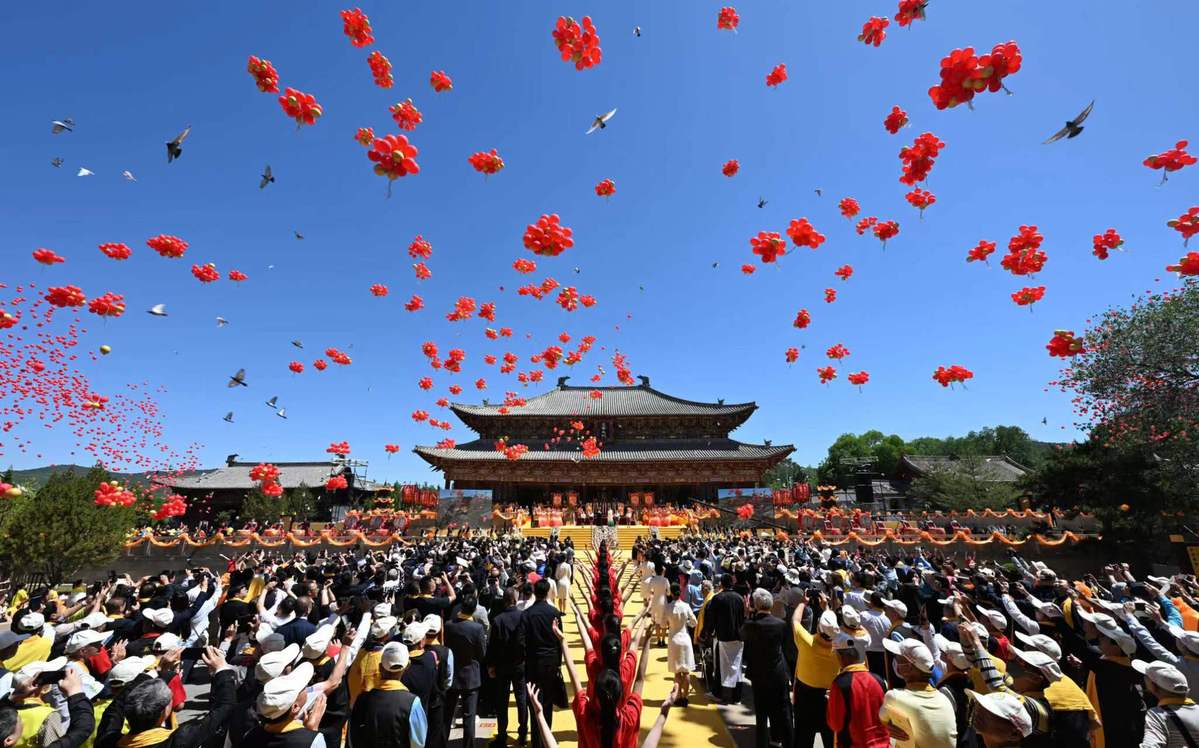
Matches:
[166,125,191,162]
[291,339,304,349]
[757,197,768,208]
[294,230,304,240]
[712,262,719,269]
[633,26,641,37]
[223,412,234,423]
[572,267,581,274]
[227,368,248,388]
[259,164,274,189]
[51,158,63,168]
[276,408,287,419]
[1041,417,1048,425]
[216,317,229,327]
[814,188,823,197]
[77,168,94,177]
[585,108,617,135]
[265,396,278,409]
[147,304,168,316]
[1043,101,1095,144]
[51,118,74,134]
[122,170,136,182]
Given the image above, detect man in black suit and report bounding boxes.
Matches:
[486,588,528,747]
[520,579,563,744]
[445,592,488,748]
[701,573,746,703]
[741,588,794,748]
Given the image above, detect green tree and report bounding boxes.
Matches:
[0,466,136,582]
[817,431,908,484]
[1,466,13,484]
[762,459,811,489]
[907,457,1022,512]
[242,487,288,524]
[287,484,316,520]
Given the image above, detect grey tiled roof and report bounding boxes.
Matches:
[415,438,793,463]
[162,462,342,490]
[451,379,755,418]
[900,455,1028,482]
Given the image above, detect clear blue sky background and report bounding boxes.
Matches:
[2,1,1196,481]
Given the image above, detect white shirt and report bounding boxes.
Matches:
[860,608,891,653]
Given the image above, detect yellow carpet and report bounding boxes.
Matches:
[494,552,736,748]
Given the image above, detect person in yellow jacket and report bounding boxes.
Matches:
[349,615,397,706]
[791,597,841,748]
[2,613,52,672]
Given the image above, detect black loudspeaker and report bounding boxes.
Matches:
[854,476,874,504]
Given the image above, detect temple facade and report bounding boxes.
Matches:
[413,375,794,505]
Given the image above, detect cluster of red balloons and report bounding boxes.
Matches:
[552,16,602,71]
[33,248,65,265]
[146,234,188,259]
[817,366,837,384]
[1167,252,1199,276]
[367,51,393,89]
[326,440,351,454]
[405,295,424,312]
[896,0,928,26]
[928,42,1022,110]
[905,188,936,216]
[94,481,136,507]
[355,127,375,146]
[435,438,456,449]
[45,286,86,308]
[340,8,374,47]
[784,347,799,363]
[152,494,187,521]
[469,149,505,175]
[856,216,878,235]
[858,17,889,47]
[873,220,900,246]
[446,296,477,321]
[787,218,826,249]
[524,214,574,256]
[412,410,429,422]
[899,132,945,185]
[191,263,220,283]
[735,503,754,520]
[370,284,389,297]
[247,56,280,93]
[884,106,908,134]
[326,348,352,365]
[741,264,755,275]
[313,359,328,371]
[512,260,536,277]
[835,264,854,281]
[848,371,870,387]
[556,286,596,312]
[288,361,304,374]
[88,292,126,318]
[384,443,400,454]
[839,197,861,219]
[409,235,433,259]
[1046,330,1084,358]
[413,262,432,279]
[581,436,601,459]
[1143,140,1196,181]
[750,231,786,263]
[1011,286,1046,307]
[595,179,616,198]
[368,134,421,182]
[932,365,974,388]
[390,99,422,131]
[1168,207,1199,246]
[793,309,811,328]
[1091,229,1123,260]
[826,343,851,360]
[325,474,349,491]
[279,88,324,127]
[99,242,132,260]
[717,7,740,31]
[765,63,787,87]
[966,240,996,263]
[1001,225,1047,276]
[430,70,453,92]
[518,276,561,300]
[722,160,739,177]
[824,288,838,303]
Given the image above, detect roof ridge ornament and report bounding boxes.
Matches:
[557,376,570,389]
[637,375,651,387]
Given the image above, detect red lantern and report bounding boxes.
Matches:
[644,492,654,507]
[630,493,640,507]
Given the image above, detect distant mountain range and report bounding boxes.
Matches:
[4,464,212,489]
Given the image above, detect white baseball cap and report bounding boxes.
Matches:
[370,616,398,640]
[882,599,908,618]
[107,655,157,687]
[303,625,336,660]
[16,656,68,683]
[817,610,839,638]
[151,633,183,653]
[1074,607,1116,629]
[883,638,934,673]
[1094,623,1136,656]
[832,632,866,654]
[142,608,174,628]
[933,634,971,670]
[1015,632,1062,660]
[78,611,111,629]
[422,613,443,635]
[967,690,1033,737]
[840,607,862,629]
[976,606,1007,631]
[380,641,410,672]
[257,662,315,719]
[402,621,430,646]
[18,612,45,631]
[256,643,302,682]
[66,629,111,654]
[372,603,393,618]
[1011,646,1062,680]
[1133,659,1190,695]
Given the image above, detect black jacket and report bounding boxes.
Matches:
[444,616,487,691]
[703,590,746,642]
[739,613,790,690]
[349,686,425,748]
[486,607,526,675]
[96,668,238,748]
[521,600,563,674]
[45,693,95,748]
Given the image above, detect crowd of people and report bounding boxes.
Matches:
[3,529,1199,748]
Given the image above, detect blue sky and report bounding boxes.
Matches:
[2,1,1196,481]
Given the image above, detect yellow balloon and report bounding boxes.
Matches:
[100,345,112,355]
[6,487,22,498]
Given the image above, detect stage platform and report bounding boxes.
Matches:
[520,525,685,551]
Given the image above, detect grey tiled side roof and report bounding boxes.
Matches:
[161,462,341,490]
[900,455,1028,481]
[414,438,793,463]
[450,381,754,418]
